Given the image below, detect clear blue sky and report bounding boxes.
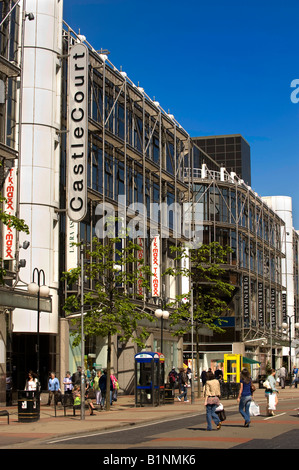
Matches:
[63,0,299,229]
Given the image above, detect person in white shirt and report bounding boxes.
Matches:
[24,371,38,391]
[63,371,73,394]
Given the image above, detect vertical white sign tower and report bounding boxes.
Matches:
[13,0,63,334]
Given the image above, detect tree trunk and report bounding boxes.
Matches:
[106,332,111,410]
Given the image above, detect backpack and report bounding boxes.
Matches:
[169,371,176,384]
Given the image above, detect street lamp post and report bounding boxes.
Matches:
[27,268,50,383]
[154,304,169,354]
[282,316,299,377]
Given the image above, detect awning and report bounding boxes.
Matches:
[243,357,261,365]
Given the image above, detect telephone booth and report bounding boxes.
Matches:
[223,354,243,383]
[134,352,161,406]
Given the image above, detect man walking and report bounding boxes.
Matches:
[278,365,287,389]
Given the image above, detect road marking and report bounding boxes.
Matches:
[46,412,201,444]
[264,412,286,420]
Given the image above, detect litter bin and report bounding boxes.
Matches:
[18,390,40,423]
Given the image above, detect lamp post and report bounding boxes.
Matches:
[154,306,169,354]
[282,316,299,377]
[27,268,50,382]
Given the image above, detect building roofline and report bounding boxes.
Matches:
[192,134,250,147]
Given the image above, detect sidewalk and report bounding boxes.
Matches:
[0,386,298,448]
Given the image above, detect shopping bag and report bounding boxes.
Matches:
[268,394,276,411]
[215,402,224,412]
[249,400,260,416]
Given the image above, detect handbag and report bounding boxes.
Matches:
[249,400,260,416]
[263,379,271,390]
[216,409,226,422]
[206,396,220,406]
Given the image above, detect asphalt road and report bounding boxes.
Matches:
[43,397,299,451]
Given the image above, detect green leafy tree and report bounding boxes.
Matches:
[63,236,154,409]
[164,242,235,395]
[0,193,29,284]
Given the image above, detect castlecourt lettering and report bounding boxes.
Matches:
[67,42,88,222]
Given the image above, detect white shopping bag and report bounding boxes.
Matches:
[215,403,223,412]
[249,400,260,416]
[268,394,276,411]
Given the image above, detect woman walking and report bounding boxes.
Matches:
[237,368,253,427]
[203,371,222,431]
[265,368,279,416]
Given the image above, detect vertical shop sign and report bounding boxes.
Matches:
[67,42,88,222]
[136,236,144,296]
[151,235,160,297]
[2,167,16,260]
[243,276,250,326]
[66,216,78,271]
[258,282,264,327]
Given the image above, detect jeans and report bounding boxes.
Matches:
[178,385,187,401]
[239,395,252,424]
[206,404,220,430]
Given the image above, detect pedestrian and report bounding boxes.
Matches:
[72,366,82,386]
[200,369,207,387]
[278,365,286,389]
[99,369,113,408]
[93,370,102,407]
[168,367,178,393]
[47,372,60,406]
[203,371,221,431]
[292,365,299,388]
[177,368,189,402]
[215,366,224,382]
[237,368,253,427]
[72,384,96,415]
[111,373,119,402]
[186,367,192,387]
[63,371,73,394]
[265,368,279,416]
[24,371,39,391]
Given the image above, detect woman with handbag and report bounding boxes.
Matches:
[203,371,222,431]
[237,368,254,427]
[265,369,278,416]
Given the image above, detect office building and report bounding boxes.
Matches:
[192,134,251,186]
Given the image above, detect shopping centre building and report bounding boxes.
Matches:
[0,0,298,404]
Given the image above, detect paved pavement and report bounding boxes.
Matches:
[0,386,299,449]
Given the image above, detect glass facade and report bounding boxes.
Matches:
[192,135,251,186]
[187,165,286,368]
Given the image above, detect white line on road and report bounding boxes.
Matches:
[47,412,201,444]
[264,412,286,420]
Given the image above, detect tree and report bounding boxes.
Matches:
[164,241,235,396]
[0,192,29,284]
[63,236,154,410]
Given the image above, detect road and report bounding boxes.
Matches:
[41,396,299,451]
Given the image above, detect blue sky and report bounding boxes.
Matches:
[63,0,299,228]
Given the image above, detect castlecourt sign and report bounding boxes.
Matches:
[67,42,88,222]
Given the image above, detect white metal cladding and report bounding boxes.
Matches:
[13,0,63,333]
